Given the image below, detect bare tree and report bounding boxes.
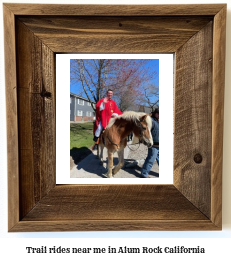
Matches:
[71,59,110,112]
[141,84,159,112]
[70,59,158,112]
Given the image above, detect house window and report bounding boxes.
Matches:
[87,102,91,106]
[77,110,83,116]
[78,99,84,105]
[70,97,72,103]
[86,111,91,117]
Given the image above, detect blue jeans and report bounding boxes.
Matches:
[141,147,159,177]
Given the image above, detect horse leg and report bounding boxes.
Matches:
[97,143,100,158]
[106,151,113,178]
[98,144,104,165]
[112,149,124,176]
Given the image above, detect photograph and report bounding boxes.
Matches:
[56,53,173,185]
[70,59,159,179]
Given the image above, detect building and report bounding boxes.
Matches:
[137,105,153,113]
[70,93,96,122]
[125,104,155,113]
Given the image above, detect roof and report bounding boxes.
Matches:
[70,92,95,104]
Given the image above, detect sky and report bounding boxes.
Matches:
[70,59,159,103]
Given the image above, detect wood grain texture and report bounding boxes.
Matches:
[211,5,226,228]
[16,19,56,219]
[4,3,226,231]
[22,185,207,221]
[17,16,213,53]
[3,4,19,231]
[3,3,225,16]
[11,220,218,232]
[174,22,213,218]
[13,185,218,232]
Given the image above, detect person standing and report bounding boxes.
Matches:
[141,108,159,178]
[93,89,122,142]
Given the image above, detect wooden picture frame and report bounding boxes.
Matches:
[4,3,226,232]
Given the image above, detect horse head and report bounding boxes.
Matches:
[133,113,153,148]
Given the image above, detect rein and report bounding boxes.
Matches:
[106,135,119,148]
[127,141,141,151]
[106,134,141,151]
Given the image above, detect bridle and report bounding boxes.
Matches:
[135,119,147,138]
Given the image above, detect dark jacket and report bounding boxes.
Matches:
[151,117,159,144]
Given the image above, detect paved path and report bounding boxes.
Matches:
[70,142,159,179]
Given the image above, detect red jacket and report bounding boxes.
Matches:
[94,98,122,133]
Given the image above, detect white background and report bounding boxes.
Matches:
[56,53,173,184]
[0,0,231,260]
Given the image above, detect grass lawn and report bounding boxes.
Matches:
[70,122,95,165]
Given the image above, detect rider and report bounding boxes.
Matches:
[93,89,122,142]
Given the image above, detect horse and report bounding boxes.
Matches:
[98,111,153,178]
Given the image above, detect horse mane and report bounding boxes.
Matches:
[107,111,152,130]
